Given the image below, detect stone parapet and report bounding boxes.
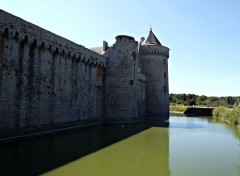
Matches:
[0,9,106,68]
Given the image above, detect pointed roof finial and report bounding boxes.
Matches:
[142,27,162,46]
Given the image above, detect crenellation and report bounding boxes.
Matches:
[0,11,107,69]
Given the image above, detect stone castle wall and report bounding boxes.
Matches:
[0,10,107,139]
[103,35,140,122]
[137,72,146,116]
[0,9,169,140]
[140,45,169,115]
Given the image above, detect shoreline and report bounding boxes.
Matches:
[170,111,184,115]
[170,105,214,116]
[212,107,240,127]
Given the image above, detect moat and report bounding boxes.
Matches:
[0,115,240,176]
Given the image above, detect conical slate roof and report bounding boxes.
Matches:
[142,28,162,45]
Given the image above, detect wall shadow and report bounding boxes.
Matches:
[0,115,169,176]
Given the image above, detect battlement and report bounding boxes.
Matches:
[115,35,135,41]
[0,9,107,68]
[140,46,170,58]
[114,35,138,46]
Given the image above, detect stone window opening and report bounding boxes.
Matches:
[96,68,103,87]
[164,72,167,78]
[131,52,136,60]
[164,86,167,93]
[2,28,9,38]
[130,80,134,85]
[164,59,166,64]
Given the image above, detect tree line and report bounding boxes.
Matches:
[170,93,240,107]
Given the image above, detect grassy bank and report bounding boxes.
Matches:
[213,106,240,126]
[170,104,189,114]
[170,104,214,116]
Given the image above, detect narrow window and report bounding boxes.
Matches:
[96,68,103,86]
[164,72,167,78]
[164,59,166,64]
[164,86,167,93]
[4,28,9,38]
[131,52,136,60]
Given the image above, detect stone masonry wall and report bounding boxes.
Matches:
[140,45,169,115]
[103,35,139,123]
[137,72,146,116]
[0,10,107,139]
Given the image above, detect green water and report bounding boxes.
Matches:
[170,116,240,176]
[43,116,240,176]
[43,128,170,176]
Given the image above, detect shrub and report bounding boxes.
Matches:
[213,106,240,126]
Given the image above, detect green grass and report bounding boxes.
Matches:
[213,106,240,126]
[170,104,189,113]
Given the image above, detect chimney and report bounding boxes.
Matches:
[103,41,108,51]
[140,37,145,45]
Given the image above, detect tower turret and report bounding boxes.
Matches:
[139,29,170,115]
[103,35,139,123]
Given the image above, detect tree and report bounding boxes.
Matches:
[196,95,207,105]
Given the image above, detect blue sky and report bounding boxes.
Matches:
[1,0,240,96]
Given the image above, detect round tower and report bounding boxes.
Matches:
[139,29,170,115]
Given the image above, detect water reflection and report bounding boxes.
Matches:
[1,115,240,176]
[0,115,169,176]
[170,116,240,176]
[211,117,240,140]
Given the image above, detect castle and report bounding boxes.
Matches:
[0,9,169,140]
